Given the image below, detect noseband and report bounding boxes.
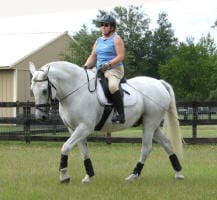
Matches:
[33,68,57,115]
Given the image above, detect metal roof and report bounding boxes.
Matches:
[0,31,69,67]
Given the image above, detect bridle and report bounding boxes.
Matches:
[33,66,57,115]
[33,67,97,115]
[34,77,57,114]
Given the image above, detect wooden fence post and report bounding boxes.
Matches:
[192,102,197,138]
[23,101,31,143]
[24,119,31,143]
[105,132,112,144]
[16,101,20,119]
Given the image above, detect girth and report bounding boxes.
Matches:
[94,105,113,131]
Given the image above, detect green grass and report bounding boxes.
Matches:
[0,142,216,200]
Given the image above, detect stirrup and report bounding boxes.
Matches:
[112,113,125,124]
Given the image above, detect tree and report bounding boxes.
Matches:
[61,6,151,77]
[147,12,178,78]
[61,6,177,79]
[159,35,217,101]
[61,25,99,66]
[212,19,217,28]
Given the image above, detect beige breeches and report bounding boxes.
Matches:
[104,66,124,94]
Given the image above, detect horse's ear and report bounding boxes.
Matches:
[29,62,36,75]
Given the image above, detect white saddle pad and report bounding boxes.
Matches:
[97,80,137,106]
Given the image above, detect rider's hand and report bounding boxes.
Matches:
[83,65,89,70]
[100,62,112,73]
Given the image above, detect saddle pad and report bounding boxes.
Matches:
[97,80,137,106]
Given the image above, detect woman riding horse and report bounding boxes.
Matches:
[84,15,125,124]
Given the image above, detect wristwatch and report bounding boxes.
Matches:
[108,61,112,67]
[106,61,112,70]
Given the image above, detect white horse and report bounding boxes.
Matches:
[29,61,184,183]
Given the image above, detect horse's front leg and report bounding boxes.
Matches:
[78,139,95,183]
[59,123,91,183]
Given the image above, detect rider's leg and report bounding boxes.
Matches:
[104,67,125,123]
[111,90,125,123]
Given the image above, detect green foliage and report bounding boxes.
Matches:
[61,6,177,78]
[212,19,217,28]
[147,12,178,78]
[60,6,217,102]
[159,35,217,101]
[61,25,100,66]
[110,6,152,77]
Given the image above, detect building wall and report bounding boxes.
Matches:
[14,34,71,102]
[0,33,72,117]
[0,70,15,117]
[0,70,15,101]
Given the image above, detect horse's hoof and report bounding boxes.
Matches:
[60,176,70,183]
[175,172,185,180]
[125,173,138,181]
[81,174,91,183]
[60,168,71,183]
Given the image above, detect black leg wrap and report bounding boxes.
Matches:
[133,162,144,176]
[59,154,68,170]
[169,154,182,171]
[84,158,95,177]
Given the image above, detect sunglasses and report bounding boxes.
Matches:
[100,23,110,27]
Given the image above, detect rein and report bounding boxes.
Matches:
[59,69,97,102]
[34,67,97,113]
[84,69,97,93]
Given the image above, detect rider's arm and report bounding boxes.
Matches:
[84,42,97,69]
[108,35,125,67]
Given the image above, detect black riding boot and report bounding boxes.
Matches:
[111,90,125,124]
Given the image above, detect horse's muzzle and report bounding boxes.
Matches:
[35,103,50,121]
[35,110,49,121]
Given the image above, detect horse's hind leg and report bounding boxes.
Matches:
[78,139,95,183]
[125,119,155,181]
[153,128,184,179]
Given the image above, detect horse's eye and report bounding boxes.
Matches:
[42,89,47,95]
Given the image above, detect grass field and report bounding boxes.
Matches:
[0,141,216,200]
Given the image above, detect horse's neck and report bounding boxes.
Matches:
[49,64,94,101]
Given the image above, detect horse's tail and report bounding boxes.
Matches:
[160,80,183,159]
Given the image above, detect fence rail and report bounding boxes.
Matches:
[1,101,217,144]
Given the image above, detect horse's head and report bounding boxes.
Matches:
[29,62,56,120]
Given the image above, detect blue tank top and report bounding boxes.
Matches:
[96,33,123,69]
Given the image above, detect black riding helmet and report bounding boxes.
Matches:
[98,15,116,29]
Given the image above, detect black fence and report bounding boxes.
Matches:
[0,101,217,144]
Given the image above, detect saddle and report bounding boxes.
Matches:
[94,72,137,131]
[96,71,137,106]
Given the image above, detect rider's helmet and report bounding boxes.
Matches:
[98,15,117,29]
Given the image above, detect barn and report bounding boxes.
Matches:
[0,31,73,117]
